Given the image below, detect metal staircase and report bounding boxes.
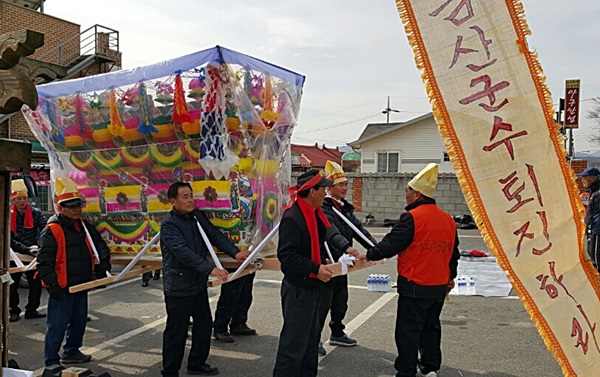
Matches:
[0,24,120,123]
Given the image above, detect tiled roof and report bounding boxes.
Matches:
[291,143,344,169]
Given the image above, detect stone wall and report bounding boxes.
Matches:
[345,173,470,221]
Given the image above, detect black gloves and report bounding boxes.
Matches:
[95,261,112,279]
[48,286,62,301]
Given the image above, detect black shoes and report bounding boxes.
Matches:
[186,364,219,375]
[213,331,235,343]
[9,313,19,322]
[24,311,46,319]
[60,353,92,364]
[230,324,257,336]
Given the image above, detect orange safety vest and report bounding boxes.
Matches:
[397,204,456,286]
[45,222,96,288]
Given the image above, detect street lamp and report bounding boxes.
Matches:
[382,96,399,123]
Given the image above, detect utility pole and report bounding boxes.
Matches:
[382,96,399,123]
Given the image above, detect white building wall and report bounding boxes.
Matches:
[360,117,454,173]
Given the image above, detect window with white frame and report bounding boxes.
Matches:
[377,152,399,173]
[443,152,451,162]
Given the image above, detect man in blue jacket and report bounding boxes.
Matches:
[160,182,249,377]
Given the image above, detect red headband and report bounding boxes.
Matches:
[283,173,324,209]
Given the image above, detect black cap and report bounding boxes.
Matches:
[60,198,84,208]
[297,169,334,189]
[577,167,600,177]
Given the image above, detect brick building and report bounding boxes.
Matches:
[0,0,121,211]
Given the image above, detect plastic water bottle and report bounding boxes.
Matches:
[367,274,373,291]
[456,276,467,295]
[384,274,391,292]
[374,274,381,291]
[467,276,476,295]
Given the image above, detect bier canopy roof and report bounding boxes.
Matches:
[36,45,306,99]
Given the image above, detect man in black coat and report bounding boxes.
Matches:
[9,178,48,322]
[273,169,335,377]
[578,167,600,271]
[317,161,377,355]
[160,182,250,377]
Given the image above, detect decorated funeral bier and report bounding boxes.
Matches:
[24,46,305,262]
[394,0,600,375]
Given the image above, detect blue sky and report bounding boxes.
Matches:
[45,0,600,151]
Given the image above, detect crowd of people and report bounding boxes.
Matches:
[9,161,462,377]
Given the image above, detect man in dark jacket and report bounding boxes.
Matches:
[38,177,111,367]
[9,179,48,322]
[273,169,335,377]
[358,163,460,377]
[160,182,249,377]
[578,167,600,271]
[317,161,376,355]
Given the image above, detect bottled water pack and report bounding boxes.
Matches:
[367,274,391,292]
[453,274,476,295]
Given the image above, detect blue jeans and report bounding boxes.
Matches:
[44,291,88,366]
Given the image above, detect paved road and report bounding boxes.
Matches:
[7,229,563,376]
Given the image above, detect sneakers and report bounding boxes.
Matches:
[60,353,92,364]
[329,333,357,347]
[421,372,437,377]
[9,313,19,322]
[318,341,326,356]
[230,324,257,336]
[213,331,235,343]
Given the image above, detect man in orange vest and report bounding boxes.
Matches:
[9,179,48,322]
[358,163,460,377]
[37,177,111,367]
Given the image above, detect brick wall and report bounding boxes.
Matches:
[570,159,588,193]
[0,2,80,65]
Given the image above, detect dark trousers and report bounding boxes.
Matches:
[394,295,444,377]
[162,290,212,377]
[213,273,255,333]
[10,270,43,315]
[273,279,321,377]
[318,275,348,338]
[588,234,600,271]
[44,291,88,366]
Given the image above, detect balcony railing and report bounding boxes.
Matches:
[37,24,119,66]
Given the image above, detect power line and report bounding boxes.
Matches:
[295,112,382,135]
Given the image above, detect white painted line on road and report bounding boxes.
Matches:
[82,295,221,358]
[320,291,397,361]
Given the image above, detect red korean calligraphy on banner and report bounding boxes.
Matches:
[565,79,581,129]
[396,0,600,375]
